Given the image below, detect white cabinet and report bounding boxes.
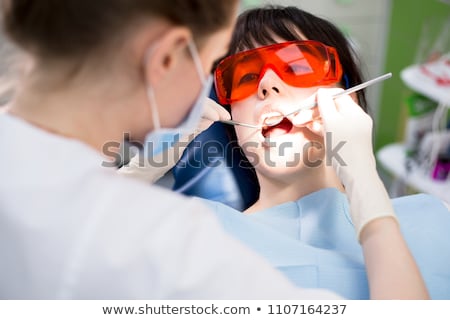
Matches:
[401,54,450,105]
[376,54,450,202]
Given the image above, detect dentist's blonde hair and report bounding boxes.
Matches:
[1,0,237,60]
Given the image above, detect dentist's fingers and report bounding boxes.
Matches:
[292,109,314,126]
[202,98,231,121]
[334,94,366,117]
[334,94,374,136]
[316,88,345,122]
[292,93,317,126]
[196,98,231,133]
[305,119,323,136]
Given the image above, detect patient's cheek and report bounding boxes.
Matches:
[305,141,325,167]
[239,140,270,171]
[296,132,325,168]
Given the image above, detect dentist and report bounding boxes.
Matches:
[0,0,338,299]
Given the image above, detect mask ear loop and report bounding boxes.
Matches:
[147,86,161,131]
[187,40,207,85]
[143,44,162,131]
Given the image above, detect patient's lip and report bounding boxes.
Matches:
[260,111,284,126]
[261,117,294,139]
[257,101,294,124]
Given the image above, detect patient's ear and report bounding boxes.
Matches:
[143,26,192,86]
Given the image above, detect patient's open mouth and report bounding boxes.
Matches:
[262,117,293,138]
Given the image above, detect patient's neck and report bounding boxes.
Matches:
[246,165,344,213]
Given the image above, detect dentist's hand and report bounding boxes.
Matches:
[196,97,231,133]
[315,88,397,240]
[118,98,230,182]
[291,93,323,132]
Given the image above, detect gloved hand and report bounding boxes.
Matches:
[291,93,320,128]
[196,97,231,133]
[118,98,230,182]
[313,88,397,240]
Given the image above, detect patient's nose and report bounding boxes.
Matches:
[257,69,284,100]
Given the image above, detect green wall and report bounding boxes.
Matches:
[375,0,449,150]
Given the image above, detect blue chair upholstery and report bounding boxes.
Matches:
[171,89,259,211]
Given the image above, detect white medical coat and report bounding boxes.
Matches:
[0,113,340,299]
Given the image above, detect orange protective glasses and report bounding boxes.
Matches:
[214,40,343,105]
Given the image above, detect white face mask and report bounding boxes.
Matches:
[144,40,212,156]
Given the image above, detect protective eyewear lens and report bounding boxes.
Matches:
[214,40,343,105]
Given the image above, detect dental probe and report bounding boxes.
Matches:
[276,72,393,121]
[220,72,392,128]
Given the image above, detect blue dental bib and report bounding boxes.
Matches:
[203,188,450,299]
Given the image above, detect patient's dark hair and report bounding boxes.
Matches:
[226,5,367,110]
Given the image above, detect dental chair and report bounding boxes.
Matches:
[171,89,259,211]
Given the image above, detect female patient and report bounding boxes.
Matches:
[206,6,450,299]
[120,6,448,299]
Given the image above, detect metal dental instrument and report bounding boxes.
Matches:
[219,72,392,128]
[219,119,261,129]
[263,72,393,126]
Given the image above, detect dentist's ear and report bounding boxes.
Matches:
[142,26,192,86]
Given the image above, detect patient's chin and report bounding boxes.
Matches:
[239,129,325,179]
[251,147,325,180]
